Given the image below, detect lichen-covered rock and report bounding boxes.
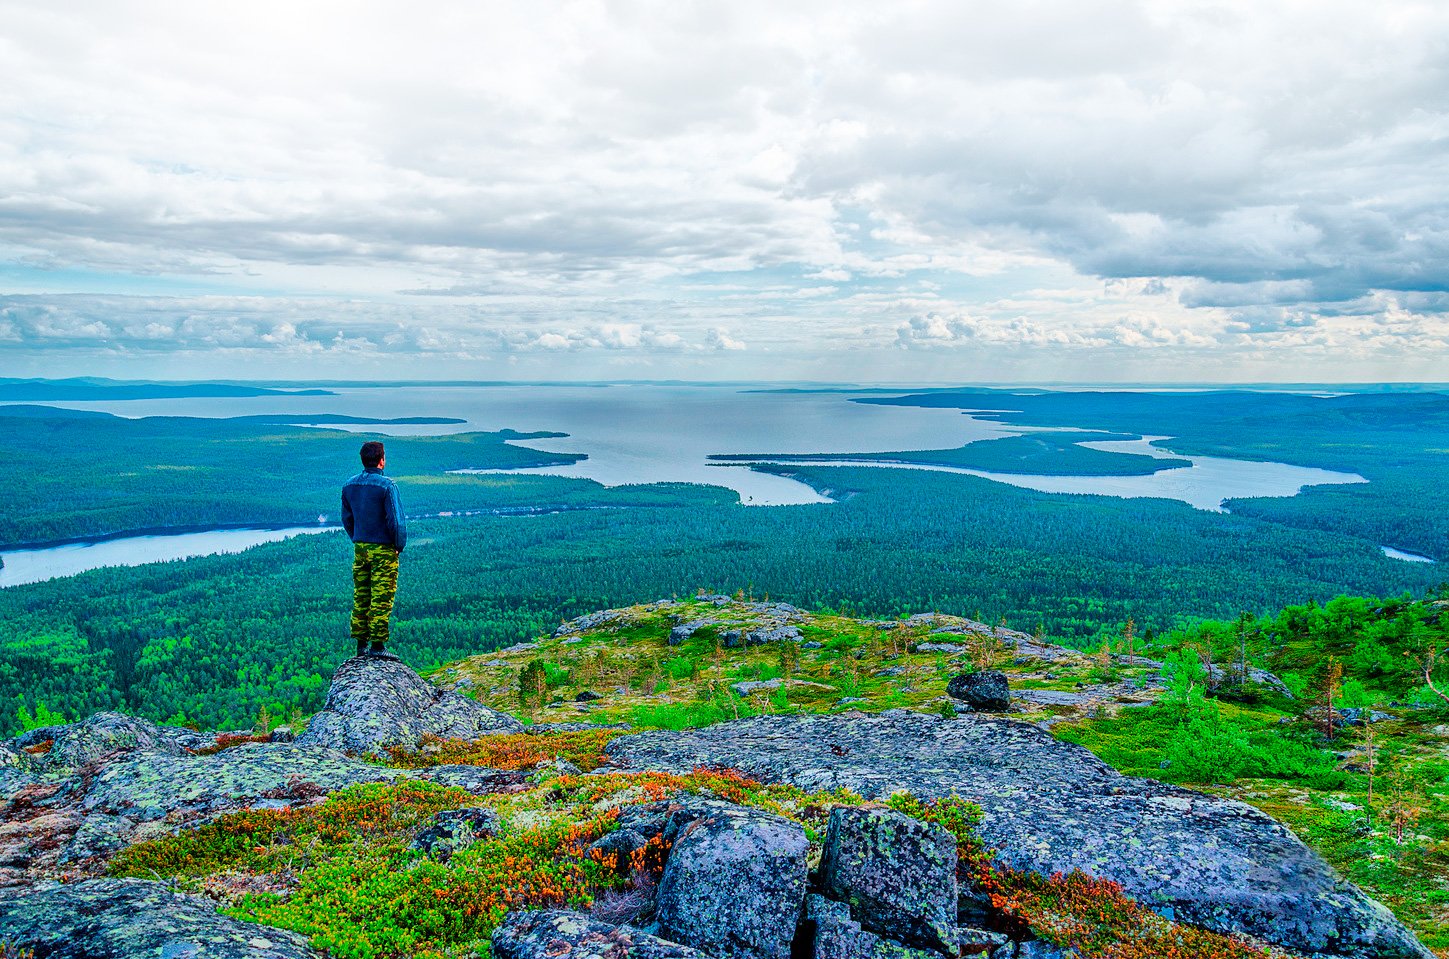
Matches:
[605,713,1433,959]
[420,764,527,794]
[526,722,631,734]
[669,619,718,645]
[819,807,957,952]
[804,895,949,959]
[14,712,212,772]
[1014,941,1075,959]
[409,807,500,861]
[63,742,402,862]
[493,909,713,959]
[655,802,809,959]
[0,877,320,957]
[295,655,522,756]
[945,671,1010,711]
[0,742,39,799]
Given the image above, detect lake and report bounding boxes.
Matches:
[40,384,1364,508]
[0,526,334,588]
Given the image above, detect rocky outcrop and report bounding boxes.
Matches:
[63,742,400,862]
[655,803,809,959]
[0,703,525,885]
[945,671,1010,711]
[605,712,1432,959]
[669,619,719,645]
[409,807,501,861]
[0,878,321,958]
[296,654,523,756]
[15,711,212,772]
[494,910,714,959]
[720,626,803,647]
[819,807,957,952]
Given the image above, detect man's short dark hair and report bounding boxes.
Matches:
[360,441,385,468]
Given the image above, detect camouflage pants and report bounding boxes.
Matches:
[351,543,400,643]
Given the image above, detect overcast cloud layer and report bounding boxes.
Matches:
[2,0,1447,382]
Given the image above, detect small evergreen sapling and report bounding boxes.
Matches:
[518,660,548,709]
[1319,656,1344,740]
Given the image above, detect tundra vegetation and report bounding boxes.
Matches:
[69,592,1443,957]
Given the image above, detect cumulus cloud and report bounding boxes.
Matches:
[1,0,1446,379]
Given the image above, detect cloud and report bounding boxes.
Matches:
[707,327,747,350]
[0,1,1446,379]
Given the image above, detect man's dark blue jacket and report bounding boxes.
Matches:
[341,467,407,552]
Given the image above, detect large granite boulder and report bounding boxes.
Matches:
[655,802,809,959]
[605,713,1432,959]
[0,877,321,958]
[296,654,523,756]
[819,807,957,952]
[493,910,713,959]
[945,672,1010,711]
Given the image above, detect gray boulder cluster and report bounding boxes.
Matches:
[606,713,1434,959]
[665,599,807,648]
[501,797,991,959]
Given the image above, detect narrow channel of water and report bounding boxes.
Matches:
[0,527,336,588]
[1382,546,1436,563]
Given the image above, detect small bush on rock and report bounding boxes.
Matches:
[386,730,623,771]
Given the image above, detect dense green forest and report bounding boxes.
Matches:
[3,459,1440,735]
[712,430,1192,475]
[865,389,1449,560]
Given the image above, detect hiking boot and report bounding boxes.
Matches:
[368,643,401,662]
[356,639,368,657]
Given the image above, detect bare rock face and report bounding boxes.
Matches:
[655,803,810,959]
[0,877,321,958]
[819,807,957,952]
[605,712,1433,959]
[295,654,523,756]
[494,910,713,959]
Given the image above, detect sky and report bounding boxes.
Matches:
[1,0,1447,383]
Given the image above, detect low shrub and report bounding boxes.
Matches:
[386,730,623,772]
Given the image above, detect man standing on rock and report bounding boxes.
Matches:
[342,440,406,660]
